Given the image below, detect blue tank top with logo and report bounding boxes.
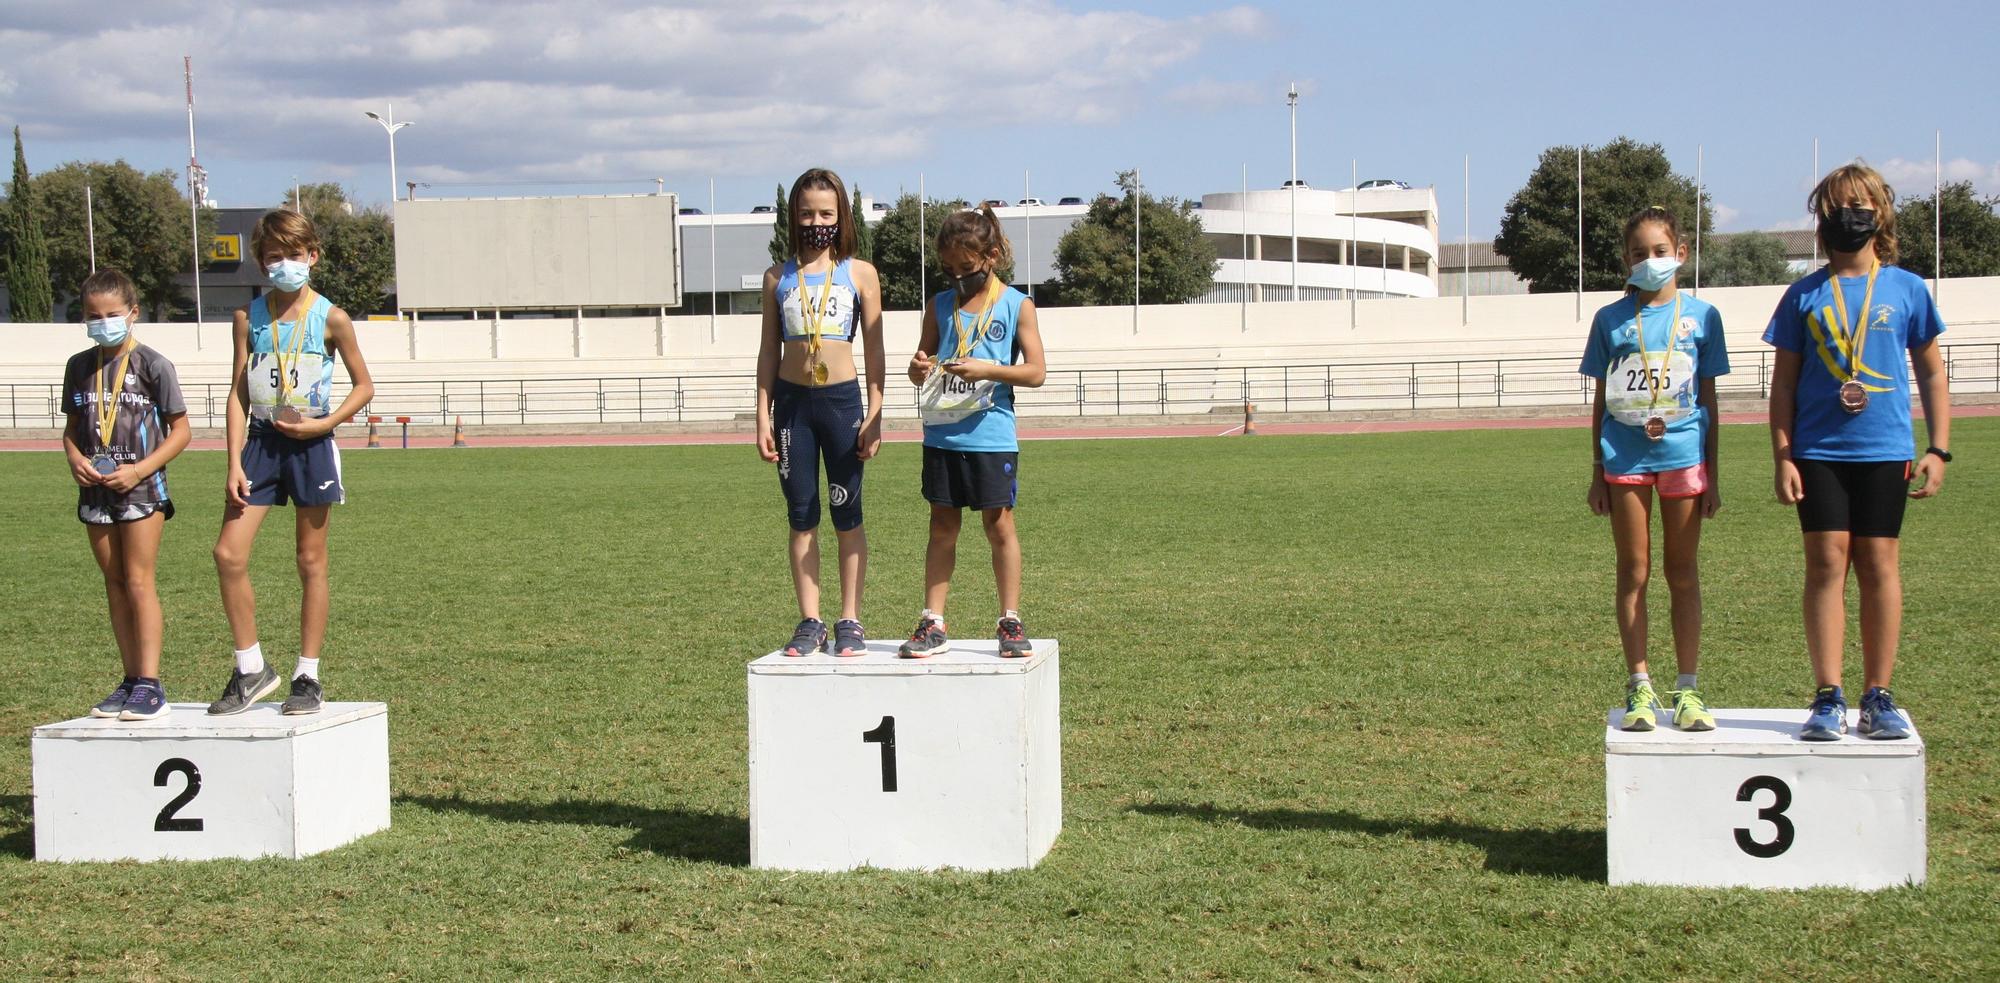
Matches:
[778,259,860,342]
[246,293,337,426]
[924,285,1024,452]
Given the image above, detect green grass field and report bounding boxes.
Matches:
[2,421,1996,980]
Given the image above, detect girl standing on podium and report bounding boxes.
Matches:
[756,168,886,658]
[63,269,192,721]
[1581,205,1730,733]
[1765,163,1950,741]
[207,210,375,717]
[898,205,1047,659]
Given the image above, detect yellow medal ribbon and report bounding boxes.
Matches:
[951,277,1001,363]
[272,287,316,409]
[796,264,835,385]
[95,338,136,450]
[1630,292,1682,412]
[1809,260,1893,392]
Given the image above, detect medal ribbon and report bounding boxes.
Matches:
[1630,293,1682,412]
[272,288,316,408]
[797,264,834,377]
[951,277,1000,362]
[94,339,135,450]
[1811,260,1892,393]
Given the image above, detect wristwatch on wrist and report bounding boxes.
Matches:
[1925,446,1952,463]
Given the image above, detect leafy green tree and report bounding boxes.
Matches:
[279,183,397,315]
[767,183,789,266]
[30,158,210,320]
[1701,231,1793,287]
[5,127,54,321]
[872,193,971,310]
[1895,180,2000,278]
[1495,137,1711,293]
[1049,170,1216,306]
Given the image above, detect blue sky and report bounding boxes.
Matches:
[5,0,1995,238]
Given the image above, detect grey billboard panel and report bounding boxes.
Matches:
[393,195,680,310]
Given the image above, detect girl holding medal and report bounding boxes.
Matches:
[755,168,885,658]
[1580,206,1729,732]
[1764,163,1949,742]
[899,205,1046,659]
[62,269,191,720]
[208,210,376,717]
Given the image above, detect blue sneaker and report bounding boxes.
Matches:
[1858,687,1912,740]
[1799,685,1847,741]
[91,677,137,718]
[833,619,867,658]
[118,678,169,721]
[782,618,827,657]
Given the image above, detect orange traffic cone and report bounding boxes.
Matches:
[452,416,468,448]
[366,415,382,448]
[1243,402,1257,436]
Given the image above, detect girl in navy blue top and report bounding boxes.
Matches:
[755,168,886,659]
[1764,163,1951,741]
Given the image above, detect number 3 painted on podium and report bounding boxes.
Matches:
[861,716,898,792]
[1733,775,1793,858]
[154,758,205,832]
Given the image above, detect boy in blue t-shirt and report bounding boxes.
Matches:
[1764,163,1951,742]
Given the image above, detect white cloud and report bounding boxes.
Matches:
[1709,202,1740,230]
[0,0,1259,188]
[1876,157,2000,198]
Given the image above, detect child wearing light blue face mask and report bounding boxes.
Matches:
[61,269,192,721]
[1578,205,1731,734]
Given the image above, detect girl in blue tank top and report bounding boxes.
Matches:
[897,205,1047,661]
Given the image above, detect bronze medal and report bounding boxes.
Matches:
[1644,416,1666,441]
[277,405,304,424]
[1839,380,1868,414]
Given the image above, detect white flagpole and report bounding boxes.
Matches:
[1241,161,1249,330]
[1934,129,1941,300]
[1811,137,1819,267]
[1349,158,1357,325]
[918,172,926,306]
[1694,144,1703,295]
[1288,81,1298,302]
[1024,168,1032,301]
[1463,154,1470,326]
[1132,167,1141,334]
[1576,146,1584,321]
[708,176,717,341]
[86,186,97,273]
[184,56,204,340]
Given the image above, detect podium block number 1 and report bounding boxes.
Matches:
[861,716,897,792]
[153,758,205,832]
[1734,775,1793,859]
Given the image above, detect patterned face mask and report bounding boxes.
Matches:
[803,224,839,250]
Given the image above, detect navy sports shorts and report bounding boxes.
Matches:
[242,426,345,507]
[921,446,1018,511]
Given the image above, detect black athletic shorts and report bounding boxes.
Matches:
[1795,458,1911,537]
[921,446,1018,511]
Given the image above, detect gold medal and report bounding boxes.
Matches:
[813,359,830,385]
[797,265,835,386]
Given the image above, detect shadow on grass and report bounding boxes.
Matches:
[1130,801,1606,882]
[399,794,748,867]
[0,794,31,859]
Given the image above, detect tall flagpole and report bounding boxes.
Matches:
[1463,154,1470,326]
[708,176,717,340]
[184,56,205,342]
[1934,129,1942,300]
[1023,168,1032,301]
[1694,144,1703,295]
[1576,146,1583,321]
[1349,158,1357,325]
[1132,167,1141,334]
[1811,137,1819,267]
[86,186,97,273]
[1287,81,1298,302]
[1240,161,1249,330]
[918,172,926,306]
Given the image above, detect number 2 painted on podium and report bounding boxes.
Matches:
[861,716,898,792]
[1733,775,1793,858]
[153,758,205,832]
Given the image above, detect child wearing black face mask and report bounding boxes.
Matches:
[900,205,1048,660]
[1763,162,1952,742]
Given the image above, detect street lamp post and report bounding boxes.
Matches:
[364,105,413,204]
[1287,81,1299,302]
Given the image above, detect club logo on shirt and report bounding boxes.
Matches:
[1676,317,1695,342]
[985,321,1007,343]
[1872,304,1894,327]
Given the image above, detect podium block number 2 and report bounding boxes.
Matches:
[153,758,205,832]
[861,716,898,793]
[1733,775,1793,859]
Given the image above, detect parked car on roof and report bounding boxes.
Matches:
[1281,179,1309,189]
[678,207,704,215]
[751,204,775,213]
[1353,179,1412,191]
[1058,196,1084,205]
[1018,198,1044,206]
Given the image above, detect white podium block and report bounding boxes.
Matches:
[31,702,390,862]
[1605,707,1924,890]
[747,639,1060,872]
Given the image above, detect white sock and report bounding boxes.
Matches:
[1676,673,1698,691]
[235,643,265,674]
[1628,672,1650,690]
[295,657,320,681]
[1001,609,1020,624]
[922,608,943,624]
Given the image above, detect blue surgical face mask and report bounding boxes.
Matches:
[85,315,131,347]
[267,259,311,291]
[1627,256,1681,291]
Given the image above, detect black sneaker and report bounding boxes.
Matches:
[282,674,323,715]
[208,665,281,716]
[898,615,949,659]
[997,616,1034,659]
[118,678,170,721]
[782,618,828,657]
[833,619,867,658]
[91,677,138,718]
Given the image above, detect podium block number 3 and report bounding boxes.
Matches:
[861,716,898,792]
[1733,775,1793,859]
[153,758,205,832]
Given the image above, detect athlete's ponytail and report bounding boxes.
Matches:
[937,204,1014,269]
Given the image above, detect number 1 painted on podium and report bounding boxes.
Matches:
[861,716,898,792]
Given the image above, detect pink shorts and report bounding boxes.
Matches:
[1604,462,1708,499]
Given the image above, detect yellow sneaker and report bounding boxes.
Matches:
[1622,681,1659,732]
[1671,687,1715,732]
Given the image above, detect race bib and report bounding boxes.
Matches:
[917,363,1000,424]
[1606,349,1697,426]
[246,351,331,420]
